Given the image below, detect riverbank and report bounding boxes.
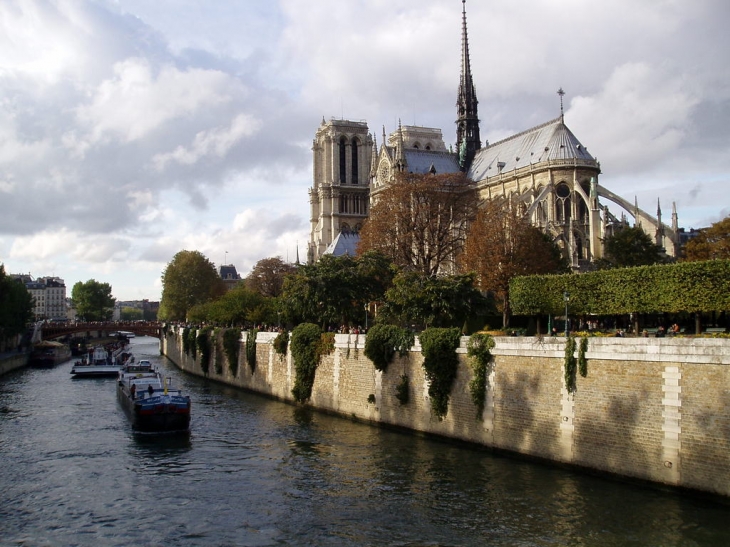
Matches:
[161,327,730,498]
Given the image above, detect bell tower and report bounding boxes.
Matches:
[309,119,372,263]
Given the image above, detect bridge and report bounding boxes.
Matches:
[39,321,163,341]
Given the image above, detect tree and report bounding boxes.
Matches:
[245,256,297,297]
[120,307,143,321]
[281,253,395,328]
[188,285,269,326]
[595,226,666,269]
[380,271,489,331]
[71,279,116,321]
[683,215,730,262]
[459,199,568,328]
[159,250,226,321]
[0,265,33,344]
[358,172,477,276]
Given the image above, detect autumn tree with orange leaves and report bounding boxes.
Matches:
[358,172,477,277]
[459,199,568,328]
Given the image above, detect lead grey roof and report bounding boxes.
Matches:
[403,150,461,175]
[324,232,360,257]
[468,117,596,183]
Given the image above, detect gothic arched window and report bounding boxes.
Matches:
[351,138,359,184]
[339,137,347,184]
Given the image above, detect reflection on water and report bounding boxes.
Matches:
[0,336,728,546]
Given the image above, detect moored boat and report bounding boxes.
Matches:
[29,341,72,367]
[117,359,191,433]
[71,343,130,378]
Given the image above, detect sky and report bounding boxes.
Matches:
[1,0,728,302]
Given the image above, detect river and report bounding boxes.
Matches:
[0,336,728,546]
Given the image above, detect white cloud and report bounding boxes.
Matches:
[152,113,261,170]
[76,58,237,144]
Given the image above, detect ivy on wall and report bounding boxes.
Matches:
[395,374,410,405]
[182,327,191,355]
[564,336,577,393]
[196,326,213,376]
[467,333,495,419]
[578,336,589,378]
[214,329,224,375]
[272,329,289,358]
[291,323,323,403]
[363,323,415,372]
[419,327,461,420]
[246,328,258,373]
[223,328,240,375]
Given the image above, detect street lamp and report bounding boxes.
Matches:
[563,291,570,337]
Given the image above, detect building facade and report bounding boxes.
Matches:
[308,0,679,269]
[12,274,67,320]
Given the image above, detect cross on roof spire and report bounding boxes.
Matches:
[557,87,566,122]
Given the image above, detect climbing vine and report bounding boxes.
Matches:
[272,329,289,358]
[290,323,323,403]
[196,327,213,376]
[419,327,461,420]
[223,328,240,375]
[467,332,495,419]
[395,374,410,405]
[214,329,224,375]
[364,323,415,372]
[578,336,589,378]
[564,336,577,393]
[182,327,191,355]
[246,328,258,373]
[187,328,198,359]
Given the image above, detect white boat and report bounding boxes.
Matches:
[71,344,129,378]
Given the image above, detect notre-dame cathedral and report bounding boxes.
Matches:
[308,0,679,270]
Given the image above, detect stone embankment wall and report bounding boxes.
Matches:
[161,330,730,497]
[0,353,28,376]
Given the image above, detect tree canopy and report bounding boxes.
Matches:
[159,250,225,321]
[187,284,270,326]
[683,215,730,262]
[281,253,395,328]
[380,271,489,331]
[595,226,666,269]
[245,256,297,298]
[459,199,567,327]
[358,172,477,276]
[71,279,116,321]
[0,265,33,342]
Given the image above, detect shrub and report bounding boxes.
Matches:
[273,329,289,357]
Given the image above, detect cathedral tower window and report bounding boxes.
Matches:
[351,138,359,184]
[339,137,347,184]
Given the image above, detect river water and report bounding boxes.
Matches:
[1,336,728,546]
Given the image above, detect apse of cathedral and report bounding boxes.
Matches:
[308,0,679,269]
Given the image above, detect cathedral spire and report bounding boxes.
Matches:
[455,0,480,171]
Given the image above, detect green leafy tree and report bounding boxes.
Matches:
[381,271,489,330]
[281,253,394,328]
[595,226,666,269]
[683,215,730,262]
[120,307,143,321]
[71,279,115,321]
[0,265,34,342]
[159,250,226,321]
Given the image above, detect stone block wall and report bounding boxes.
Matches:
[162,329,730,497]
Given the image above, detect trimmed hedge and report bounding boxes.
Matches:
[510,259,730,316]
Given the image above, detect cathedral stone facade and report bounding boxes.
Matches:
[308,0,679,268]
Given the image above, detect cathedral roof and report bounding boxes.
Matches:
[468,117,596,183]
[323,232,360,257]
[403,149,461,175]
